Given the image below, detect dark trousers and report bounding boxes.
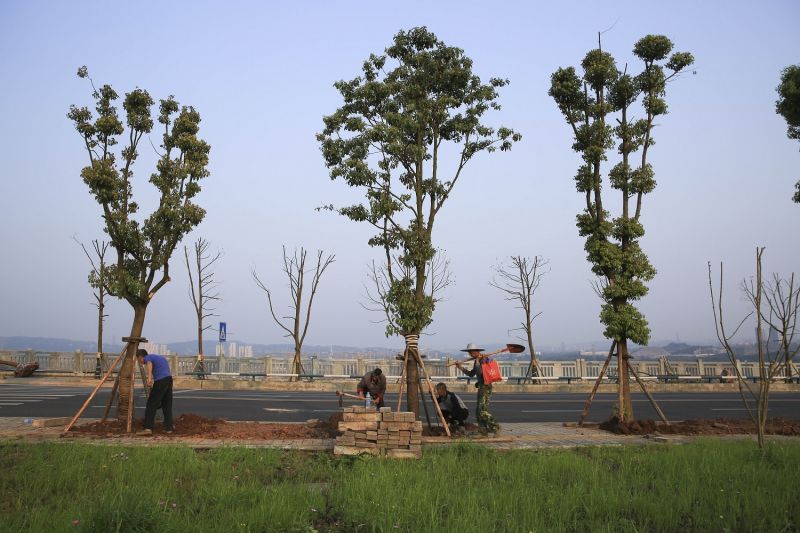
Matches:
[144,376,173,430]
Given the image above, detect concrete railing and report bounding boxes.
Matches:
[0,350,783,381]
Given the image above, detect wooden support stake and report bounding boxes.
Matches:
[629,362,670,425]
[64,346,127,433]
[396,349,409,412]
[102,371,121,422]
[417,378,432,430]
[412,349,450,437]
[126,353,135,433]
[578,341,616,427]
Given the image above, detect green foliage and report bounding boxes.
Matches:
[549,36,693,345]
[775,64,800,202]
[318,27,520,336]
[68,67,210,307]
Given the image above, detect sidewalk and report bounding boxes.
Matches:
[0,416,677,450]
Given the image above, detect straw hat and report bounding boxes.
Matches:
[460,343,485,352]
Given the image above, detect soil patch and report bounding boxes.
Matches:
[69,413,341,439]
[599,416,800,436]
[423,422,479,437]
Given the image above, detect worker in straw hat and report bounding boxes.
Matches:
[455,343,500,435]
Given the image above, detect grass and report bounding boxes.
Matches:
[1,440,798,532]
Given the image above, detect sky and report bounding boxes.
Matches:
[0,1,798,353]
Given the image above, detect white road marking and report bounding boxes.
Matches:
[263,408,299,413]
[711,408,750,411]
[0,402,23,406]
[521,409,583,413]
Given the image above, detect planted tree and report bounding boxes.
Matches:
[252,247,335,380]
[184,238,222,374]
[709,249,800,448]
[318,27,520,415]
[549,35,693,421]
[74,237,110,377]
[775,64,800,203]
[490,256,548,382]
[68,67,210,424]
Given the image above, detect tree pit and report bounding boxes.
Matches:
[598,416,800,436]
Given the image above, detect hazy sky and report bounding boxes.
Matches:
[0,1,797,352]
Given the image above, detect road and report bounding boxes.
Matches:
[1,382,798,423]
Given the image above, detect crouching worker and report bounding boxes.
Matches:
[135,349,174,435]
[357,368,386,408]
[435,383,468,433]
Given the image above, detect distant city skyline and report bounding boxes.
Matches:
[0,2,797,352]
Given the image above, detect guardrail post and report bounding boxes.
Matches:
[49,351,60,371]
[264,356,273,375]
[169,354,178,375]
[218,354,226,373]
[74,350,83,374]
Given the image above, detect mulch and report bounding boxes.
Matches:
[598,416,800,436]
[68,413,342,439]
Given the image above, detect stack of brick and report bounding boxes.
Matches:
[334,406,423,459]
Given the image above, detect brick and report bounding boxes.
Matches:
[379,407,393,413]
[344,412,381,422]
[386,449,422,459]
[366,431,378,439]
[32,417,71,428]
[343,407,354,413]
[338,421,379,431]
[334,445,379,456]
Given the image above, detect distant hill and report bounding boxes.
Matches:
[0,336,121,353]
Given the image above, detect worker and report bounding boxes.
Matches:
[435,382,468,433]
[455,343,500,435]
[135,348,174,435]
[357,367,386,408]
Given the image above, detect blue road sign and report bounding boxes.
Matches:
[219,322,227,342]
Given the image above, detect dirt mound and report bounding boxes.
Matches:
[599,416,800,436]
[69,413,341,439]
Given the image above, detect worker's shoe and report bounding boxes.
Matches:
[165,429,174,435]
[139,429,153,436]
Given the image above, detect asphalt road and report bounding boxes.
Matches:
[1,382,798,423]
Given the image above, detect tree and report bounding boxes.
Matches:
[549,35,693,421]
[184,237,222,373]
[317,27,520,416]
[708,249,800,448]
[68,67,210,426]
[252,247,335,380]
[775,64,800,203]
[74,237,110,377]
[490,256,548,382]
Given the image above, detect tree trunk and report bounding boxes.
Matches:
[292,345,304,380]
[526,328,539,380]
[405,334,420,418]
[195,320,205,373]
[117,304,147,423]
[617,339,634,422]
[197,317,203,358]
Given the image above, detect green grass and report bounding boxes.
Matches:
[1,440,798,532]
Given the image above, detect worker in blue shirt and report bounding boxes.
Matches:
[136,348,174,435]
